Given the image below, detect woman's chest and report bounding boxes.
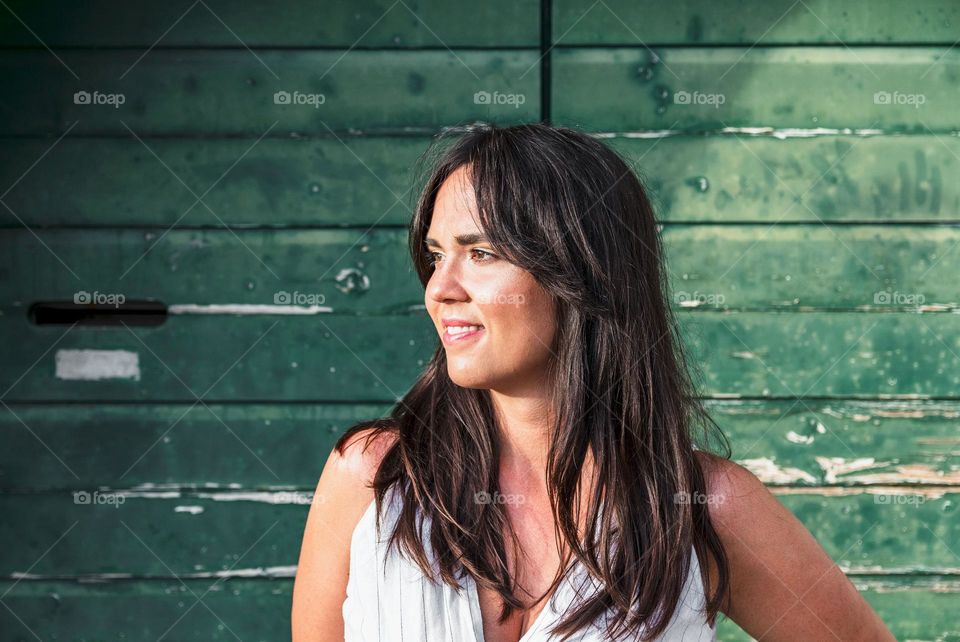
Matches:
[475,510,567,641]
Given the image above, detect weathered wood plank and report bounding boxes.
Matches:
[4,134,960,227]
[0,314,437,402]
[0,49,539,135]
[0,403,392,490]
[0,579,294,640]
[0,490,956,576]
[661,224,960,311]
[0,0,539,47]
[3,225,960,312]
[713,399,960,487]
[0,137,428,227]
[4,400,959,490]
[554,0,960,46]
[2,312,960,401]
[716,576,960,641]
[0,228,422,314]
[0,576,954,641]
[681,311,960,399]
[606,134,960,223]
[553,47,960,132]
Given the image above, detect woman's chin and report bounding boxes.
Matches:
[447,367,492,389]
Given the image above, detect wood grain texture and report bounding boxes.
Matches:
[553,47,960,132]
[554,0,960,45]
[0,0,540,47]
[0,49,540,135]
[3,134,960,227]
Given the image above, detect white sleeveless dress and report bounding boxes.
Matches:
[342,485,717,641]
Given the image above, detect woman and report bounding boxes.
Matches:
[291,124,894,641]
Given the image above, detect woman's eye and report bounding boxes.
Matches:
[471,248,495,262]
[425,248,494,266]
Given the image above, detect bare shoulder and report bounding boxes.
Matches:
[692,451,894,641]
[329,425,399,491]
[291,425,399,641]
[694,451,769,523]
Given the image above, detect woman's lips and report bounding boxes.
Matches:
[442,325,485,346]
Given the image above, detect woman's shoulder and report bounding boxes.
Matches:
[331,424,399,492]
[291,424,399,638]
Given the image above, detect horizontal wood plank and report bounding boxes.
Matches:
[0,0,539,47]
[4,134,960,226]
[2,312,960,401]
[0,49,539,135]
[0,576,955,641]
[553,47,960,132]
[0,314,437,402]
[2,225,960,311]
[607,134,960,223]
[0,490,956,576]
[716,575,960,641]
[4,400,959,490]
[554,0,960,46]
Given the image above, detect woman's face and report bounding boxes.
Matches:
[424,166,557,392]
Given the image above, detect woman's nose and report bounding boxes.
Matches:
[426,259,468,303]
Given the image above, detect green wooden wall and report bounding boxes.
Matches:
[1,1,958,639]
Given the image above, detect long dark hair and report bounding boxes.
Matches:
[336,123,731,640]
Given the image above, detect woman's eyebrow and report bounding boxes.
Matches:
[424,233,488,248]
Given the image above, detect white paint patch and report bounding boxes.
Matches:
[168,304,333,315]
[815,456,888,483]
[786,430,815,444]
[595,127,885,140]
[55,349,140,381]
[195,490,315,505]
[772,485,950,500]
[174,505,204,515]
[11,566,298,581]
[740,457,818,484]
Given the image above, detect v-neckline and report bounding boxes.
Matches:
[464,565,572,642]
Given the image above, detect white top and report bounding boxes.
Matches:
[343,484,717,641]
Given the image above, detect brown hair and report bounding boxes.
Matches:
[336,123,731,640]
